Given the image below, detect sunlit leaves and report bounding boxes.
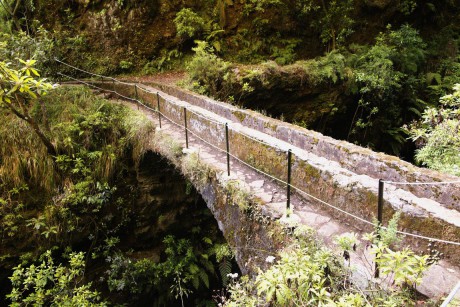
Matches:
[255,248,336,306]
[0,59,53,107]
[407,83,460,175]
[6,250,107,306]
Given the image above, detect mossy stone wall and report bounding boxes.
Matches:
[91,80,460,264]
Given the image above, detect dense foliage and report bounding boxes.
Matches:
[220,217,433,306]
[0,0,458,159]
[407,84,460,175]
[8,251,107,306]
[0,78,235,305]
[183,23,432,155]
[0,0,459,305]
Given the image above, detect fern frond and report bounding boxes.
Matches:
[219,258,232,287]
[199,270,210,288]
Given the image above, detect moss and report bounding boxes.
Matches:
[397,212,460,263]
[153,131,183,163]
[224,180,252,212]
[233,110,247,123]
[364,190,379,207]
[231,133,287,181]
[181,153,213,189]
[293,160,322,186]
[341,146,351,154]
[263,120,278,132]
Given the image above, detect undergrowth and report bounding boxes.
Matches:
[219,214,436,306]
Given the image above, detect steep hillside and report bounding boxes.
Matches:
[14,0,459,73]
[2,0,459,157]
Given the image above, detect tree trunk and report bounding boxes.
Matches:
[27,118,57,156]
[3,98,57,157]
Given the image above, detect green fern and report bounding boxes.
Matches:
[199,270,210,288]
[219,258,232,287]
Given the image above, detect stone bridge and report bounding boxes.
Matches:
[67,75,460,299]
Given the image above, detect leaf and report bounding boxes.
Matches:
[426,72,441,85]
[192,275,199,289]
[202,237,212,245]
[30,68,39,77]
[199,270,209,288]
[219,258,232,286]
[212,41,221,53]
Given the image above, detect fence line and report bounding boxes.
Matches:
[55,61,460,247]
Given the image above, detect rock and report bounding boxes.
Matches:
[250,180,265,189]
[256,191,273,203]
[279,213,302,227]
[261,202,285,219]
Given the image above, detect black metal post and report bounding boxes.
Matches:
[375,179,384,278]
[286,149,292,216]
[378,179,384,226]
[225,123,230,176]
[134,85,139,110]
[184,107,189,149]
[157,92,162,128]
[112,79,115,92]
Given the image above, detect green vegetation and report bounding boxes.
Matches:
[220,215,433,306]
[0,0,458,158]
[174,8,206,41]
[0,59,56,155]
[0,68,235,305]
[407,84,460,175]
[184,24,433,155]
[106,234,233,306]
[0,0,459,305]
[7,250,107,306]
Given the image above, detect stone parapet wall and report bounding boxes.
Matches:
[147,82,460,211]
[92,80,460,263]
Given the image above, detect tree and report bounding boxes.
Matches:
[0,0,33,31]
[407,84,460,176]
[317,0,354,51]
[0,59,56,156]
[296,0,354,51]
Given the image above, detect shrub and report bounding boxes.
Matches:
[407,83,460,175]
[186,41,232,96]
[174,8,206,40]
[7,250,107,306]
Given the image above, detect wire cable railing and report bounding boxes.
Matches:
[55,59,460,247]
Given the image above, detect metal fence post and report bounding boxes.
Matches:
[184,107,189,149]
[134,85,139,110]
[112,79,115,92]
[375,179,384,278]
[157,92,162,128]
[225,123,230,176]
[378,179,384,226]
[286,149,292,216]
